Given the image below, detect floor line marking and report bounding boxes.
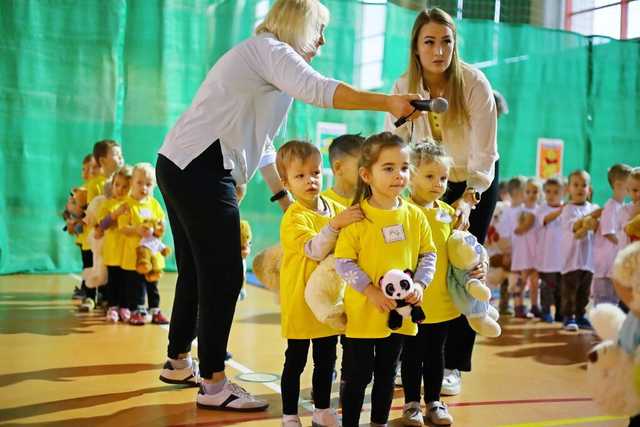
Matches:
[496,414,626,427]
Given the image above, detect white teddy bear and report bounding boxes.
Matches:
[587,242,640,421]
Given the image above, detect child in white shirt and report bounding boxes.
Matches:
[559,170,599,331]
[536,177,564,323]
[592,164,631,306]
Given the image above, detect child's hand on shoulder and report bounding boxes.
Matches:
[363,284,397,313]
[330,205,364,230]
[114,204,129,217]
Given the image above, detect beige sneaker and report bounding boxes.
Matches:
[427,401,453,425]
[401,401,424,426]
[312,408,340,427]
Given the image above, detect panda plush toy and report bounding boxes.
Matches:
[380,269,426,330]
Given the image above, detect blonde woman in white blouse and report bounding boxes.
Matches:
[385,7,500,401]
[156,0,422,413]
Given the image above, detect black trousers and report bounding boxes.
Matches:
[123,270,146,311]
[281,336,338,415]
[539,272,562,315]
[80,249,96,300]
[402,320,453,404]
[561,270,592,318]
[156,141,243,378]
[105,266,124,307]
[145,280,160,310]
[629,413,640,427]
[341,334,404,427]
[442,161,499,372]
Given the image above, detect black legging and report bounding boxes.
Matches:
[156,141,243,378]
[442,161,499,372]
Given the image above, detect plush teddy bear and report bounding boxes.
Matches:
[625,212,640,242]
[379,269,426,330]
[305,254,347,331]
[573,214,599,239]
[62,187,88,235]
[447,229,501,338]
[587,241,640,420]
[136,219,171,282]
[252,244,283,297]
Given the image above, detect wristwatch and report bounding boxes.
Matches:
[270,189,288,202]
[466,187,481,203]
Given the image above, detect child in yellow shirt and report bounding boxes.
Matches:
[321,133,364,207]
[334,132,436,427]
[276,140,364,427]
[118,163,169,325]
[78,140,124,312]
[400,140,487,426]
[95,165,133,322]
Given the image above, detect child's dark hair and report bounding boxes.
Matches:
[543,176,563,189]
[409,138,453,169]
[83,154,94,164]
[93,139,120,166]
[352,132,408,205]
[328,134,364,166]
[507,176,526,196]
[607,163,632,188]
[276,140,321,180]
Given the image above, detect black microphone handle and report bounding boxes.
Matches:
[394,116,408,128]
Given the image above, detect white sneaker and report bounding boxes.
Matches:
[159,358,200,386]
[402,401,424,426]
[440,369,461,396]
[312,408,340,427]
[197,381,269,411]
[426,401,453,425]
[282,415,302,427]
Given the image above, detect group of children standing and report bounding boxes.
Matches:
[277,132,477,427]
[64,140,170,326]
[491,164,640,331]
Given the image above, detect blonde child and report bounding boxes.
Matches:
[536,177,565,323]
[118,163,169,325]
[592,164,632,306]
[496,176,526,316]
[334,132,436,427]
[79,140,125,311]
[276,141,363,427]
[401,141,482,426]
[623,169,640,246]
[95,166,133,322]
[559,170,599,331]
[322,133,365,207]
[511,178,542,318]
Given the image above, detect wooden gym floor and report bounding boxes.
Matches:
[0,273,627,427]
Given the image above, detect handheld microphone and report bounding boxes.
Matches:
[394,97,448,128]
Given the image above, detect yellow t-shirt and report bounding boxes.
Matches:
[410,198,460,323]
[321,188,351,209]
[280,197,344,339]
[75,179,92,248]
[240,220,252,247]
[334,198,436,339]
[118,195,166,271]
[86,175,107,204]
[98,197,127,267]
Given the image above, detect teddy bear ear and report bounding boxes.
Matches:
[403,269,413,278]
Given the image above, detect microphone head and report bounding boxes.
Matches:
[431,97,448,113]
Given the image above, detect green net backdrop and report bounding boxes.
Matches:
[1,1,639,274]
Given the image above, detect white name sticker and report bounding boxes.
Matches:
[382,224,406,244]
[436,209,452,224]
[139,208,152,219]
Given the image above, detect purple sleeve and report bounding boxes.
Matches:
[335,258,372,294]
[303,224,339,261]
[99,215,114,231]
[414,252,436,288]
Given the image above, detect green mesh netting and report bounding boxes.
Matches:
[1,0,639,274]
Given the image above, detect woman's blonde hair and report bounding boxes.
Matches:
[405,7,469,127]
[352,132,408,205]
[256,0,329,56]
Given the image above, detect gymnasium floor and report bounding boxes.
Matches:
[0,274,627,427]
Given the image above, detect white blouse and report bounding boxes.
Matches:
[159,32,340,185]
[384,64,498,193]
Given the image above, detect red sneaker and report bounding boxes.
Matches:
[129,311,146,326]
[152,310,169,325]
